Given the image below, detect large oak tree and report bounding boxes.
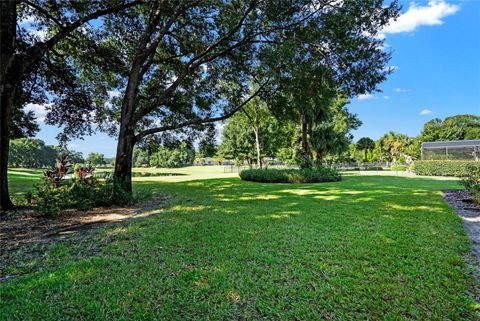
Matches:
[90,0,399,194]
[0,0,142,210]
[55,0,388,193]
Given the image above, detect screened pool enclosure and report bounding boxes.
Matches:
[421,140,480,161]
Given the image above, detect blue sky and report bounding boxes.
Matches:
[29,0,480,158]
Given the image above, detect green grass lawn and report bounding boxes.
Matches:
[2,171,478,319]
[7,168,43,194]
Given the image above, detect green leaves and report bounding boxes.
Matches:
[239,167,341,183]
[412,160,480,177]
[420,115,480,142]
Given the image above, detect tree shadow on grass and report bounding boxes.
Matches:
[2,175,475,320]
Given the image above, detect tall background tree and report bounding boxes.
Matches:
[219,100,286,166]
[309,96,361,166]
[378,131,412,163]
[87,153,106,167]
[356,137,376,162]
[261,1,399,167]
[197,126,218,159]
[419,115,480,142]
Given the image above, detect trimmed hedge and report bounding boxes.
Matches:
[412,160,480,177]
[390,164,407,171]
[239,167,341,183]
[462,163,480,204]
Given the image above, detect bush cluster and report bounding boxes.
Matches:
[462,164,480,204]
[411,160,480,177]
[239,167,341,183]
[29,157,134,216]
[390,164,407,171]
[31,178,129,216]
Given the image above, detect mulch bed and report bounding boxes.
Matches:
[0,194,170,280]
[443,190,480,259]
[443,189,480,304]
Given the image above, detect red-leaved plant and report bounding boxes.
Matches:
[74,165,95,182]
[43,155,71,187]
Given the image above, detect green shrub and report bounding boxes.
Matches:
[33,183,74,216]
[31,178,138,217]
[390,164,407,171]
[363,166,383,171]
[412,160,480,177]
[462,164,480,204]
[31,156,138,216]
[239,167,341,183]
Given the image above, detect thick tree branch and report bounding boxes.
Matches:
[139,4,185,78]
[133,0,334,121]
[135,79,269,141]
[133,1,258,120]
[23,0,64,29]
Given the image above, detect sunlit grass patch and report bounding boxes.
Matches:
[2,174,477,320]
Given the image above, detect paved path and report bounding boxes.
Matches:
[443,190,480,259]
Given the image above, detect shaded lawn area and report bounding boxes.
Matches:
[1,175,478,320]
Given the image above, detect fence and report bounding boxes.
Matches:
[421,140,480,161]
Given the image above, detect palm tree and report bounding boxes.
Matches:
[356,137,376,162]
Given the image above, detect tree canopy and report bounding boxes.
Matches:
[419,115,480,142]
[2,0,401,208]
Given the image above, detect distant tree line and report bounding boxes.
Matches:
[8,138,113,168]
[133,141,195,168]
[347,115,480,164]
[218,95,361,167]
[216,114,480,166]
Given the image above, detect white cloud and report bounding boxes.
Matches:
[420,108,433,115]
[382,1,459,35]
[32,29,48,40]
[215,122,225,144]
[357,93,374,100]
[19,15,36,25]
[383,96,390,100]
[107,90,121,98]
[383,66,398,72]
[24,103,50,123]
[395,88,408,92]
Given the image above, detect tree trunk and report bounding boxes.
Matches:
[0,0,17,211]
[254,127,262,169]
[113,117,136,193]
[0,89,15,211]
[113,93,138,194]
[316,150,323,167]
[301,113,309,156]
[113,57,143,195]
[300,113,311,167]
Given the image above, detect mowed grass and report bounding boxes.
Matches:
[131,165,239,182]
[7,168,43,195]
[1,172,478,319]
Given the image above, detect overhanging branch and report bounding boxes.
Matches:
[22,0,143,74]
[135,78,268,141]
